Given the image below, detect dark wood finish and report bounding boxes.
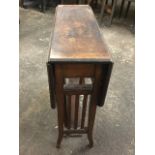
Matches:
[62,64,95,77]
[55,64,64,148]
[61,0,79,4]
[87,65,103,147]
[97,62,113,106]
[47,5,113,148]
[46,62,56,109]
[79,77,83,84]
[49,5,111,62]
[64,90,92,95]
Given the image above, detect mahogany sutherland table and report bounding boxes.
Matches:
[47,5,113,148]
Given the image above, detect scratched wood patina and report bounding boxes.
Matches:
[49,5,112,62]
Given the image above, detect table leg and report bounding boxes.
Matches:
[55,64,64,148]
[87,65,102,147]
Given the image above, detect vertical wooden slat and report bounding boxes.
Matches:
[81,94,87,129]
[79,77,83,84]
[67,95,71,129]
[74,95,79,129]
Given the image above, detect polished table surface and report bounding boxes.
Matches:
[49,5,112,62]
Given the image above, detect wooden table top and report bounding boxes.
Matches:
[49,5,112,63]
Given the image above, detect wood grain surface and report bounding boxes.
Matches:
[49,5,112,62]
